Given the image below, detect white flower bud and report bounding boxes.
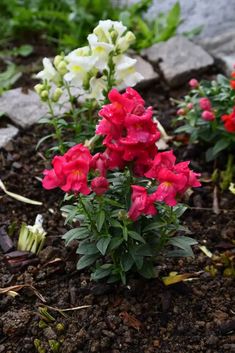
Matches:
[40,90,49,101]
[52,88,63,102]
[57,61,67,75]
[54,55,63,68]
[34,83,44,95]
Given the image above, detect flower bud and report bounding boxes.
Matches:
[34,83,44,95]
[54,55,63,68]
[199,98,212,111]
[177,108,186,116]
[94,27,107,42]
[201,110,215,121]
[91,176,109,195]
[57,61,67,75]
[187,103,193,110]
[189,79,199,89]
[40,90,49,101]
[52,88,63,102]
[117,31,136,52]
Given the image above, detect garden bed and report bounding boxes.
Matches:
[0,78,234,353]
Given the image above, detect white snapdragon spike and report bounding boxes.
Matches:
[36,57,59,83]
[93,20,127,45]
[88,33,114,70]
[114,55,143,88]
[64,54,96,86]
[88,77,106,100]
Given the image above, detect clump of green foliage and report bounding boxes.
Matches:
[0,0,183,52]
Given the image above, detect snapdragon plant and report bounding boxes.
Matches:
[174,72,235,190]
[35,20,143,153]
[42,87,200,284]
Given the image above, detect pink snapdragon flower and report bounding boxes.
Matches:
[91,176,109,195]
[128,185,157,221]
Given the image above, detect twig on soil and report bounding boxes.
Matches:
[0,284,46,302]
[212,185,220,215]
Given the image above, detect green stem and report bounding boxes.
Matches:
[78,194,98,234]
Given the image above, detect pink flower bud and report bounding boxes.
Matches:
[201,110,215,121]
[177,108,186,116]
[199,98,212,111]
[189,79,199,89]
[91,176,109,195]
[187,103,193,110]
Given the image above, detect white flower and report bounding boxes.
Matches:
[116,31,136,52]
[36,58,59,83]
[88,77,106,100]
[114,55,143,88]
[93,20,127,44]
[64,53,96,86]
[88,33,114,70]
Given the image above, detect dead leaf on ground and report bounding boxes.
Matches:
[162,271,203,286]
[0,284,46,302]
[119,311,142,331]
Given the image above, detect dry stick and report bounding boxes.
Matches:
[189,207,235,213]
[212,185,220,215]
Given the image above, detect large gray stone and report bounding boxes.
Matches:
[0,125,19,148]
[134,55,159,88]
[0,88,48,128]
[198,30,235,75]
[118,0,235,39]
[143,36,214,87]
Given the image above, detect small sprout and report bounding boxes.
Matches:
[17,215,47,255]
[205,265,218,278]
[38,307,56,323]
[38,320,48,329]
[56,323,65,333]
[48,339,60,353]
[34,339,46,353]
[223,268,235,277]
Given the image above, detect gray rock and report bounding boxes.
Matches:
[143,36,214,87]
[119,0,235,39]
[134,55,159,88]
[0,88,48,128]
[0,124,19,148]
[198,30,235,75]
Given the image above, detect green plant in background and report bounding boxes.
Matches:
[0,0,183,53]
[174,72,235,191]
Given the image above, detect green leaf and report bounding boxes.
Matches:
[62,228,89,245]
[76,254,99,270]
[109,237,123,250]
[76,242,99,255]
[97,210,105,232]
[172,204,188,218]
[168,236,197,257]
[120,253,134,272]
[91,265,112,280]
[17,44,33,57]
[36,134,53,150]
[138,261,155,279]
[128,231,145,243]
[96,237,111,256]
[143,222,165,233]
[212,139,230,156]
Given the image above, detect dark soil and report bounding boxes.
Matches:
[0,79,235,353]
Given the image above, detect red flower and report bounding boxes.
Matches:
[90,153,109,176]
[42,144,92,194]
[199,98,211,111]
[96,88,160,176]
[91,176,109,195]
[230,71,235,89]
[145,151,176,179]
[128,185,157,221]
[221,108,235,133]
[201,110,215,121]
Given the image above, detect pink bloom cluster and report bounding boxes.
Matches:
[42,88,201,221]
[96,88,161,176]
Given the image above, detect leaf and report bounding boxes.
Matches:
[109,237,123,250]
[120,253,134,272]
[199,245,213,258]
[62,228,89,245]
[0,179,42,205]
[162,272,194,286]
[36,134,53,150]
[76,242,99,255]
[97,210,105,232]
[119,311,142,331]
[96,237,111,256]
[212,139,230,156]
[76,254,99,270]
[172,204,188,218]
[143,222,165,233]
[91,265,112,280]
[17,44,33,57]
[168,236,197,257]
[128,231,145,243]
[138,261,155,279]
